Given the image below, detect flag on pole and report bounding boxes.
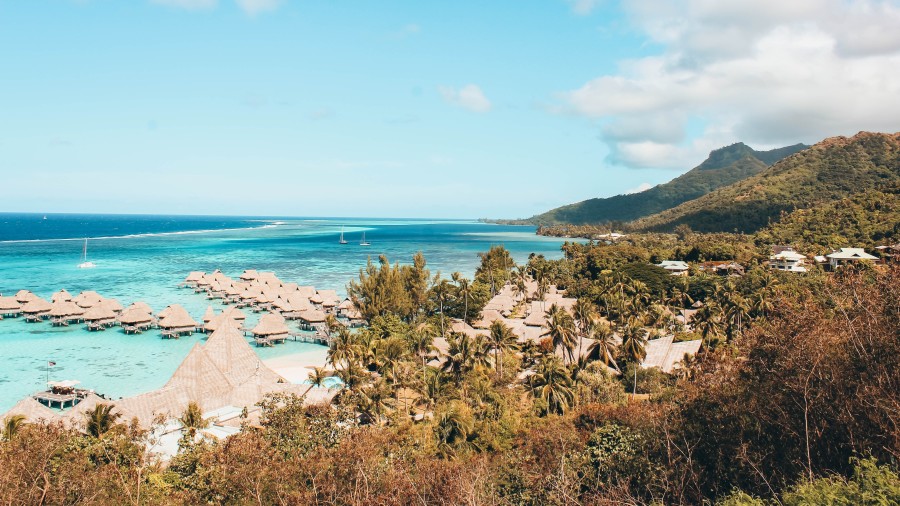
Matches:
[48,361,56,367]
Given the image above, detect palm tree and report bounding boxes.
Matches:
[410,328,435,384]
[1,415,25,441]
[488,320,519,376]
[620,325,648,396]
[327,326,356,369]
[541,304,577,363]
[435,399,474,459]
[695,302,724,349]
[530,357,575,415]
[512,266,529,301]
[442,332,475,380]
[85,403,122,438]
[336,360,366,392]
[359,378,394,425]
[453,273,473,323]
[587,322,619,372]
[432,278,453,336]
[179,401,209,437]
[305,366,330,395]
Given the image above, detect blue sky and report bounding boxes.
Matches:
[1,1,898,218]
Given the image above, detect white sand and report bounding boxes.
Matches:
[263,348,331,384]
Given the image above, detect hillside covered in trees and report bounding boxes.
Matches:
[629,132,900,233]
[514,142,806,226]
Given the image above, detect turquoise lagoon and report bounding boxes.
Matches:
[0,216,575,412]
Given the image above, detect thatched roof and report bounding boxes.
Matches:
[102,298,124,313]
[158,305,197,330]
[224,306,246,321]
[73,291,103,308]
[337,298,354,310]
[3,397,59,423]
[128,301,154,314]
[0,296,22,311]
[203,306,215,323]
[22,297,52,314]
[61,394,129,428]
[49,300,85,318]
[118,306,153,325]
[239,269,259,281]
[82,304,117,322]
[204,311,241,333]
[642,335,702,374]
[184,271,205,283]
[252,312,289,336]
[15,290,37,303]
[51,289,72,303]
[524,302,548,327]
[296,286,316,298]
[299,308,327,324]
[449,319,480,338]
[205,321,285,386]
[472,309,503,329]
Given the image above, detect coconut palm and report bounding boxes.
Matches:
[530,356,575,415]
[336,360,366,392]
[359,378,394,425]
[587,322,619,372]
[85,403,122,438]
[327,326,356,369]
[541,304,577,363]
[453,273,473,323]
[409,328,435,383]
[488,320,519,376]
[442,332,476,380]
[179,401,209,437]
[620,325,648,396]
[305,366,330,395]
[434,399,474,459]
[1,415,25,441]
[695,302,724,349]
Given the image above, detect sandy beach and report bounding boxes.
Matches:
[263,347,331,384]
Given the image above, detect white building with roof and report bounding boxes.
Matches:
[826,248,877,269]
[656,260,689,276]
[769,248,808,273]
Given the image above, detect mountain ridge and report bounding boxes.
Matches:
[516,142,807,226]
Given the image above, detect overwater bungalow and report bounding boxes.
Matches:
[202,306,215,324]
[158,305,198,338]
[83,304,117,330]
[182,271,205,287]
[22,297,52,322]
[73,291,103,308]
[118,306,154,334]
[0,296,23,318]
[51,289,73,303]
[239,269,259,281]
[103,298,124,313]
[251,312,290,346]
[48,300,85,326]
[15,290,37,304]
[298,308,328,329]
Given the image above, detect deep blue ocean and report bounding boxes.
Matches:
[0,214,574,412]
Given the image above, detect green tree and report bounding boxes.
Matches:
[84,403,122,438]
[1,414,25,441]
[620,325,648,396]
[542,304,578,363]
[530,357,575,415]
[179,401,209,438]
[488,320,519,377]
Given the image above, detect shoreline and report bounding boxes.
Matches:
[262,348,331,384]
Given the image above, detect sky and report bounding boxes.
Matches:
[1,0,899,218]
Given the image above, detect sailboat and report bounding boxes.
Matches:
[339,226,348,244]
[77,238,96,269]
[359,232,370,246]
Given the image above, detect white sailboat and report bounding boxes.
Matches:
[359,232,370,246]
[77,238,96,269]
[339,226,348,244]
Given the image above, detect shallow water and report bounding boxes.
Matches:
[0,216,574,412]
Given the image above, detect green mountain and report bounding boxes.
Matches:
[755,184,900,255]
[522,142,806,226]
[629,132,900,234]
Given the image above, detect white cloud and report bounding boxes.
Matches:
[150,0,217,9]
[624,182,653,194]
[567,0,602,15]
[439,84,492,113]
[562,0,900,169]
[235,0,282,15]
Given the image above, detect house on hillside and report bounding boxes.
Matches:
[826,248,877,269]
[700,261,745,276]
[656,260,689,276]
[769,247,808,273]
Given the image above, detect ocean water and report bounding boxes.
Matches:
[0,214,574,412]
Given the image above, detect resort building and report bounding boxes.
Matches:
[769,247,808,273]
[826,248,878,269]
[656,260,690,276]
